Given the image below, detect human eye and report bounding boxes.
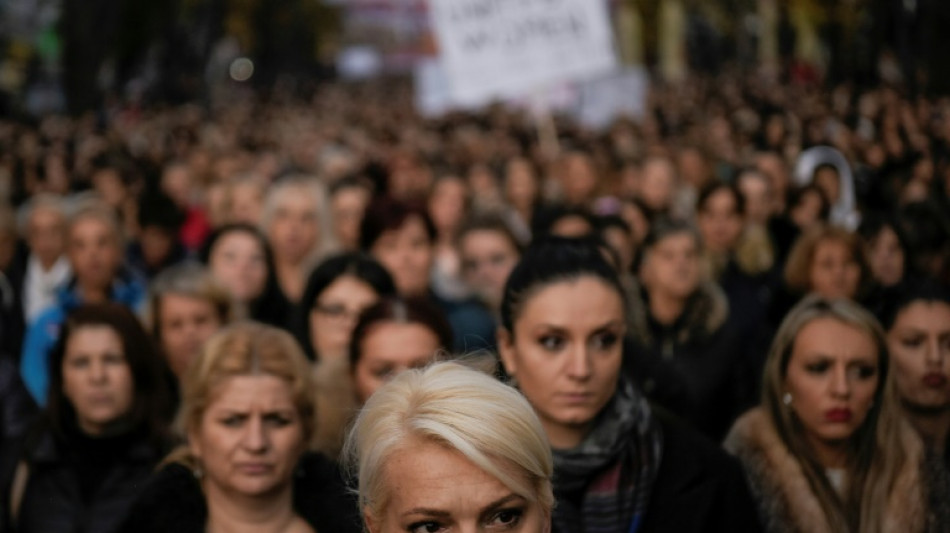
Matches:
[538,335,564,352]
[805,361,831,374]
[487,508,524,529]
[264,412,294,427]
[371,365,395,380]
[590,331,619,351]
[104,352,125,365]
[852,364,878,380]
[408,521,445,533]
[69,355,90,369]
[219,414,246,428]
[900,334,925,349]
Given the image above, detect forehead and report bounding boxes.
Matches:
[517,278,623,329]
[70,215,116,239]
[382,439,518,513]
[215,232,262,253]
[894,301,950,330]
[792,317,878,362]
[320,275,375,301]
[360,322,440,363]
[66,325,122,352]
[207,375,296,410]
[462,230,514,254]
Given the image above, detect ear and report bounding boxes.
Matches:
[364,509,378,533]
[187,427,202,461]
[496,327,517,378]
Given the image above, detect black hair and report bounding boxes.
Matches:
[697,181,746,217]
[877,277,950,330]
[535,205,595,237]
[500,236,625,334]
[294,253,397,361]
[358,196,437,251]
[456,212,525,252]
[47,303,171,444]
[137,189,185,232]
[348,295,454,368]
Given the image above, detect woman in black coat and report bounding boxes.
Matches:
[119,321,361,533]
[624,219,754,440]
[496,236,762,533]
[0,304,172,533]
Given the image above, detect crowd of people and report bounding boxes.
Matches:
[0,69,949,532]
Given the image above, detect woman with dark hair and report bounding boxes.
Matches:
[292,253,396,362]
[359,196,494,353]
[858,213,911,289]
[313,295,452,458]
[879,278,950,527]
[496,236,760,533]
[0,303,172,533]
[625,218,751,440]
[200,223,290,327]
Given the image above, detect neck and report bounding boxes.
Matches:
[808,436,850,469]
[38,255,60,271]
[648,291,686,326]
[205,482,300,533]
[903,403,950,454]
[275,261,304,302]
[78,283,109,303]
[543,420,589,451]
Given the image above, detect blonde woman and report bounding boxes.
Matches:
[119,322,361,533]
[724,296,927,532]
[344,361,554,532]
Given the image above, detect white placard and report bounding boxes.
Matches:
[429,0,617,106]
[576,67,649,129]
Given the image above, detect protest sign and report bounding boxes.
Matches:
[429,0,616,106]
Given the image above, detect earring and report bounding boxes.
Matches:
[782,392,792,407]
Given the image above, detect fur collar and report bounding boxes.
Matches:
[724,408,926,533]
[627,280,730,349]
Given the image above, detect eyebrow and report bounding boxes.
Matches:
[401,493,523,519]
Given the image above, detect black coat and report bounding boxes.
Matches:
[640,410,762,532]
[117,452,362,533]
[624,283,753,441]
[0,424,165,533]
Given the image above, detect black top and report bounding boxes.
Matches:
[117,452,362,533]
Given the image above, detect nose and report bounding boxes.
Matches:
[925,337,944,367]
[89,359,108,384]
[242,417,269,453]
[565,344,592,381]
[829,365,851,398]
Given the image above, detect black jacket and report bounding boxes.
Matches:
[0,423,165,533]
[640,410,762,532]
[624,283,753,441]
[117,452,362,533]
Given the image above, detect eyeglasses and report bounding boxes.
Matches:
[313,303,361,322]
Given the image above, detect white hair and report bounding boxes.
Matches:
[344,361,554,523]
[260,175,337,265]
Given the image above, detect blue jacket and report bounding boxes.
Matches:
[19,272,146,405]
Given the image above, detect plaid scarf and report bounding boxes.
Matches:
[551,379,663,533]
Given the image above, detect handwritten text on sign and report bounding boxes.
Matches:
[429,0,616,105]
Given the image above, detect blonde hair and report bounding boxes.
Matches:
[164,321,317,467]
[261,175,337,265]
[784,224,866,294]
[67,196,123,244]
[761,295,921,532]
[343,361,554,524]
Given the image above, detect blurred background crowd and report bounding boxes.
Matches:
[1,0,950,532]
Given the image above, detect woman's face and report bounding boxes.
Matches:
[309,275,380,362]
[640,232,701,300]
[209,232,268,303]
[697,189,743,254]
[498,277,624,449]
[62,326,135,435]
[887,302,950,409]
[190,375,305,498]
[368,437,549,533]
[784,318,879,458]
[460,230,520,310]
[68,217,121,292]
[866,226,905,287]
[159,294,223,379]
[229,183,264,226]
[790,191,824,230]
[505,159,538,208]
[809,239,861,300]
[353,322,440,405]
[267,192,319,264]
[428,179,468,234]
[371,216,433,296]
[332,187,370,252]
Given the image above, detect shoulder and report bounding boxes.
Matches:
[117,463,206,533]
[655,408,746,481]
[294,452,362,533]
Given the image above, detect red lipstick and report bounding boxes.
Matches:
[923,373,948,388]
[825,408,853,423]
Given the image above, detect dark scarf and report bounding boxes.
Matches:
[552,379,663,533]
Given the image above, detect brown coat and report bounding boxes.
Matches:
[723,408,927,533]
